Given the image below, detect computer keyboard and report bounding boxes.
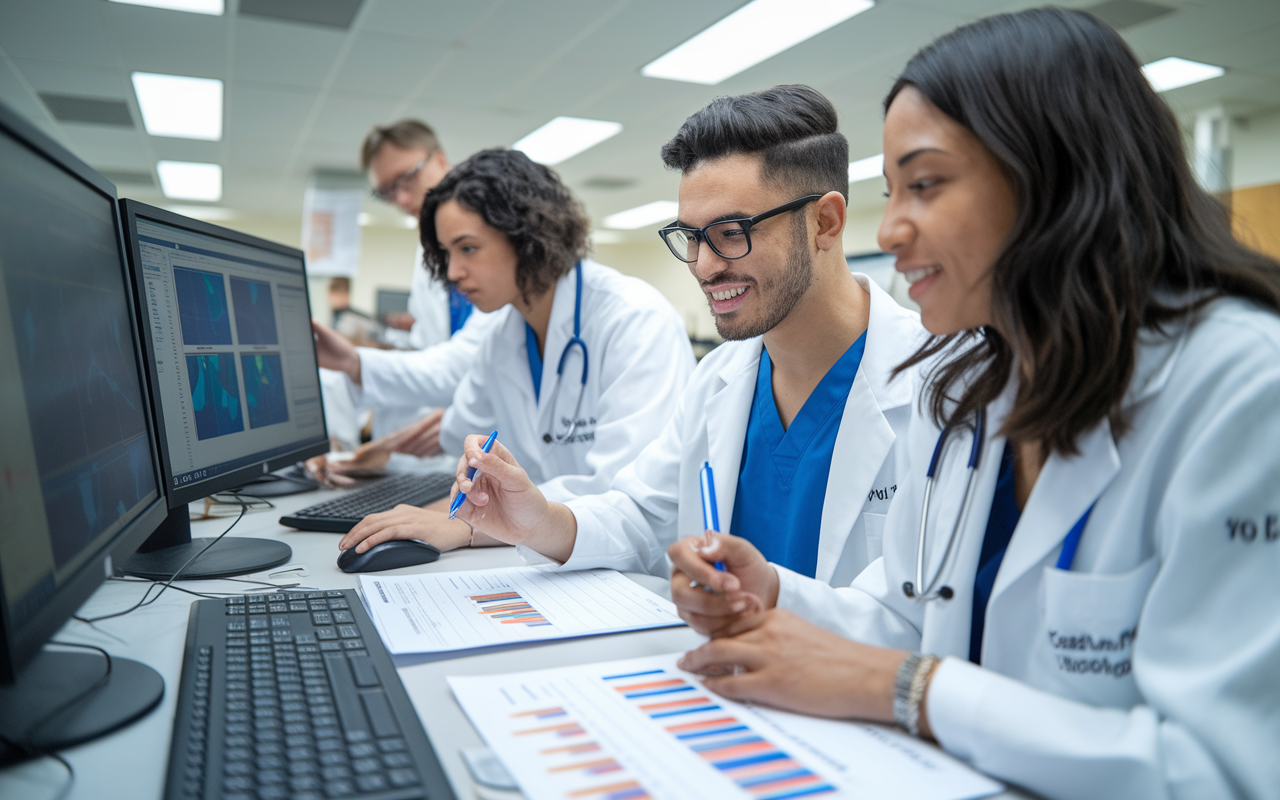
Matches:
[279,473,455,533]
[165,588,455,800]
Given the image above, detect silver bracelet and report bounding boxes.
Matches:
[893,653,939,738]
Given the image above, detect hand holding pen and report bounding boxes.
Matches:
[450,430,498,520]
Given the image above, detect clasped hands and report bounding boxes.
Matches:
[668,531,922,732]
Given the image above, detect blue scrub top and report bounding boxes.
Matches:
[970,442,1019,664]
[729,332,867,577]
[525,323,543,402]
[449,285,474,335]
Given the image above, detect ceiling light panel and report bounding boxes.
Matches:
[109,0,224,14]
[157,161,222,201]
[1142,57,1225,92]
[514,117,623,166]
[848,154,884,183]
[642,0,875,85]
[604,201,680,230]
[132,72,223,140]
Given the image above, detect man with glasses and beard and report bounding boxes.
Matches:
[444,85,927,599]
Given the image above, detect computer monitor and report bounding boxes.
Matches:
[118,201,328,580]
[376,288,411,320]
[0,101,169,760]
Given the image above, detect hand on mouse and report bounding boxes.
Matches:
[338,504,474,554]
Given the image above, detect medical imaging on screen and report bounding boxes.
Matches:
[133,218,325,489]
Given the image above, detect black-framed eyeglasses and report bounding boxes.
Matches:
[657,194,822,263]
[370,150,436,203]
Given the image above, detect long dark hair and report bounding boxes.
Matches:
[420,148,589,304]
[890,8,1280,454]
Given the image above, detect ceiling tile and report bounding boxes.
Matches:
[330,32,448,99]
[232,16,347,90]
[0,0,117,67]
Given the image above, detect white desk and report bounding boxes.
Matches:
[0,486,1030,800]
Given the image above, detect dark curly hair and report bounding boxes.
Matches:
[419,148,589,304]
[888,8,1280,456]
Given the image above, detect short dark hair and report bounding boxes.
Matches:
[888,8,1280,455]
[419,148,589,303]
[660,85,849,199]
[360,120,439,171]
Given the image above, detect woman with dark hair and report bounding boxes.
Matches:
[667,8,1280,797]
[337,148,695,554]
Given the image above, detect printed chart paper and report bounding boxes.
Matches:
[449,653,1003,800]
[359,568,683,654]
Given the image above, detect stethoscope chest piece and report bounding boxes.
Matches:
[902,581,953,600]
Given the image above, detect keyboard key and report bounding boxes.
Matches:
[332,611,354,624]
[389,768,420,788]
[377,738,406,753]
[348,742,377,759]
[382,752,412,769]
[356,773,389,792]
[324,778,355,797]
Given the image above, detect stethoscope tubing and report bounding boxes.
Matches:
[544,262,590,444]
[912,408,986,601]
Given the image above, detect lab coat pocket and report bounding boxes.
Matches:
[863,513,887,564]
[1037,556,1158,709]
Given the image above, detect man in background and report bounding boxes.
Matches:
[312,120,496,469]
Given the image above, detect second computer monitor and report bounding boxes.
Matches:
[123,202,328,501]
[118,201,328,578]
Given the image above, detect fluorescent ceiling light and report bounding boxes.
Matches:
[590,230,626,245]
[132,72,223,140]
[848,153,884,183]
[1142,57,1225,92]
[514,117,623,165]
[108,0,224,14]
[165,204,234,221]
[401,215,418,229]
[157,161,222,201]
[604,200,680,230]
[357,212,372,227]
[642,0,874,85]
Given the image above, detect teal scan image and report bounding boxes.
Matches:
[229,276,278,345]
[185,354,244,439]
[173,266,232,345]
[241,353,289,429]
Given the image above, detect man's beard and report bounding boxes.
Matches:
[711,218,813,341]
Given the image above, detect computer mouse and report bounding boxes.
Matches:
[337,539,441,573]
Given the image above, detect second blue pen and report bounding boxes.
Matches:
[699,461,726,571]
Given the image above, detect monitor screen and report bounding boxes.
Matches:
[124,207,327,504]
[0,104,166,683]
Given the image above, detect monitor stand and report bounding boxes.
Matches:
[0,650,163,767]
[119,505,292,581]
[232,464,320,498]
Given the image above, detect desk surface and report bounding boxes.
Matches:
[0,484,1028,800]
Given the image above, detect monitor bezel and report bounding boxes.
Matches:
[118,199,329,508]
[0,101,169,685]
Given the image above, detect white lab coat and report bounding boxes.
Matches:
[776,296,1280,799]
[555,275,928,582]
[357,245,502,439]
[439,260,695,502]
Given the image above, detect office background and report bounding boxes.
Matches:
[1,0,1278,338]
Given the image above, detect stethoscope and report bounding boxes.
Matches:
[903,408,986,602]
[902,406,1095,602]
[542,262,590,444]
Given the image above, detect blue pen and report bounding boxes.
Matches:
[699,461,725,571]
[449,430,498,520]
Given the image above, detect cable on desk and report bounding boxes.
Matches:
[75,498,248,625]
[0,642,113,800]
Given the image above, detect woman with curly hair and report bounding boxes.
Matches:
[334,148,695,554]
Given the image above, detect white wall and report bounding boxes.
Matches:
[1233,107,1280,190]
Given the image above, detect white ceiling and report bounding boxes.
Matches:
[2,0,1279,233]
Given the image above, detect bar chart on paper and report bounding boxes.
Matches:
[359,568,683,654]
[449,654,1004,800]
